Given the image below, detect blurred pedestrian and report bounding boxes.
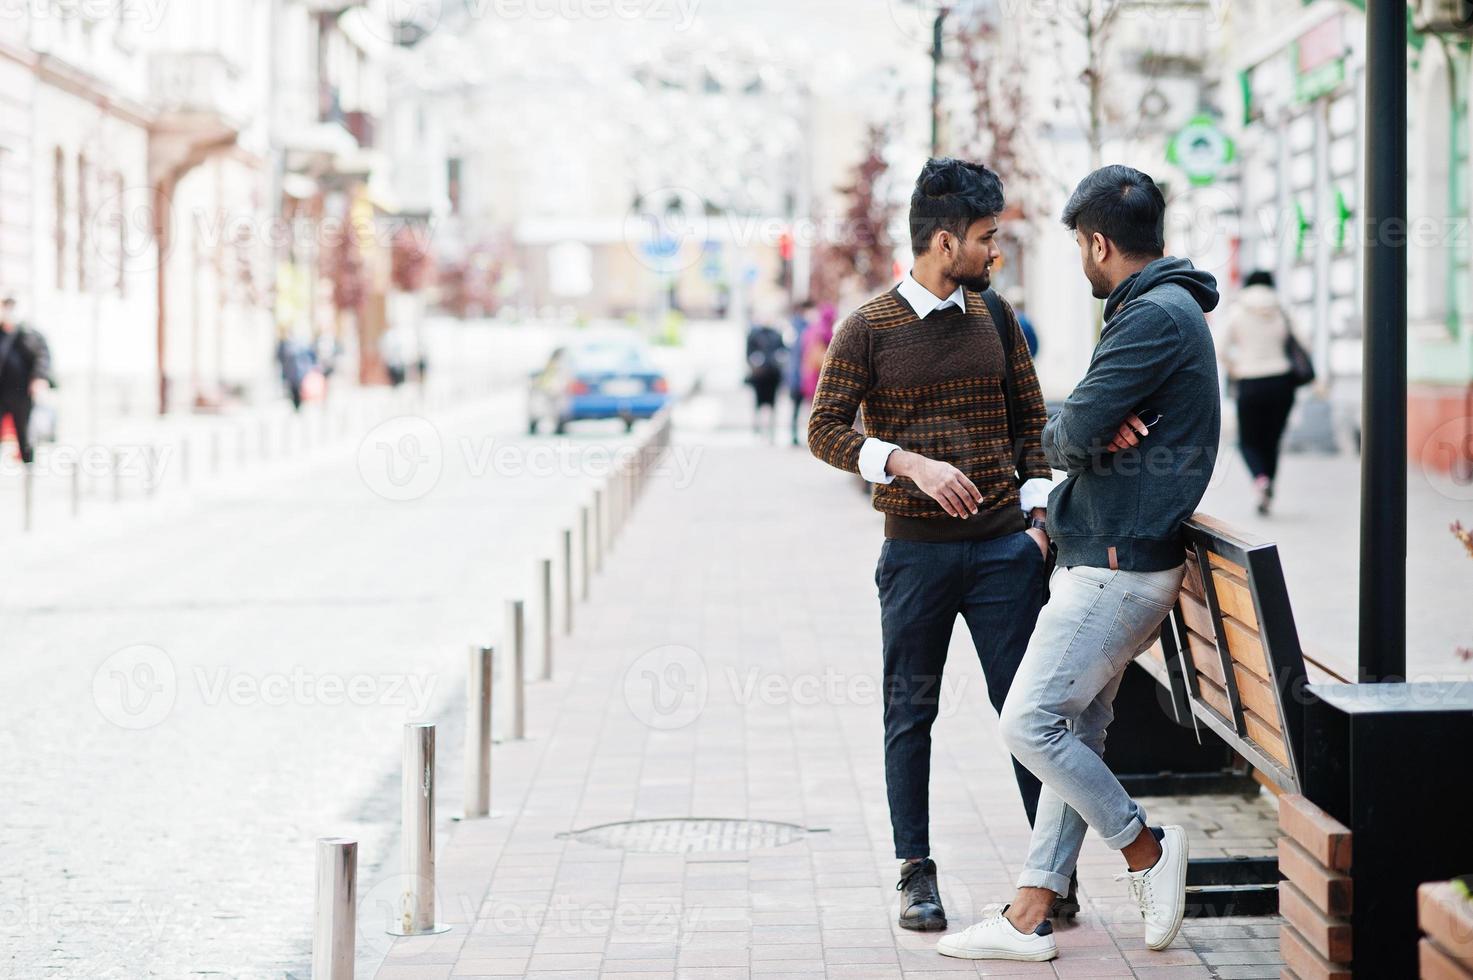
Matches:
[0,295,55,465]
[745,317,786,440]
[1219,270,1310,515]
[1014,301,1040,358]
[796,302,837,445]
[381,323,411,387]
[276,335,317,411]
[785,300,815,445]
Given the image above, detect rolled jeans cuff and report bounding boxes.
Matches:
[1100,807,1148,851]
[1016,868,1071,896]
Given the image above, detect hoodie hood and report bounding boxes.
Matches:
[1104,256,1220,323]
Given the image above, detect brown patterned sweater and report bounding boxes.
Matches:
[807,286,1050,542]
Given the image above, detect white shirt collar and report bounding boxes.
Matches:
[897,272,966,319]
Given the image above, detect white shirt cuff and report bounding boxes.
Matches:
[1019,477,1053,512]
[858,437,901,484]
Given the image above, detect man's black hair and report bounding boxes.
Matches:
[1243,269,1275,288]
[1060,165,1166,259]
[909,158,1005,256]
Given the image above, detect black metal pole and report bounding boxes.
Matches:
[1359,0,1408,682]
[930,9,946,158]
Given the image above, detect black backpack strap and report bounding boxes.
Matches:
[980,288,1018,476]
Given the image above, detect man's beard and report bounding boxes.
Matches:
[1084,259,1111,299]
[952,264,992,292]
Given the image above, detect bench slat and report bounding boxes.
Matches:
[1185,628,1227,687]
[1223,615,1272,681]
[1421,939,1473,980]
[1420,884,1473,963]
[1205,547,1249,576]
[1213,566,1262,631]
[1244,709,1291,768]
[1233,663,1283,734]
[1184,553,1206,598]
[1180,591,1215,641]
[1281,924,1353,980]
[1280,882,1352,964]
[1194,672,1234,724]
[1279,795,1352,872]
[1278,838,1353,917]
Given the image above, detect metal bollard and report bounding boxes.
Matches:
[504,599,526,739]
[392,722,450,936]
[312,837,357,980]
[112,449,122,502]
[579,506,590,600]
[21,464,32,533]
[465,645,493,818]
[592,489,603,573]
[539,558,553,681]
[70,458,80,517]
[562,528,574,636]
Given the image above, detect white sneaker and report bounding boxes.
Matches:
[936,907,1059,961]
[1117,824,1189,950]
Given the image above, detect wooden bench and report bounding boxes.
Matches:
[1131,514,1351,795]
[1115,515,1473,973]
[1105,514,1357,926]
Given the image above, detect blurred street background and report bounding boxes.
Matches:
[2,0,1472,977]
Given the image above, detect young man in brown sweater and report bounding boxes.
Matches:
[808,158,1061,931]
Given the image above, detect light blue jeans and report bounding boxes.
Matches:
[998,562,1186,896]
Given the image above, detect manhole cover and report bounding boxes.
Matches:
[563,818,812,853]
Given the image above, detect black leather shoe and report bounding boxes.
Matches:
[1049,873,1081,919]
[896,859,947,931]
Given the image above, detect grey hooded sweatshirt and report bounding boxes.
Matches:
[1042,257,1221,572]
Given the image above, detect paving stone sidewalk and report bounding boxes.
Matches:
[376,422,1284,980]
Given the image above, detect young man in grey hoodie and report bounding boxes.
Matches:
[937,166,1221,962]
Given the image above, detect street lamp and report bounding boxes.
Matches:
[894,0,956,157]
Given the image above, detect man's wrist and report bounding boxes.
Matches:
[885,448,915,479]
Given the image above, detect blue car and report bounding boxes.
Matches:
[528,334,672,435]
